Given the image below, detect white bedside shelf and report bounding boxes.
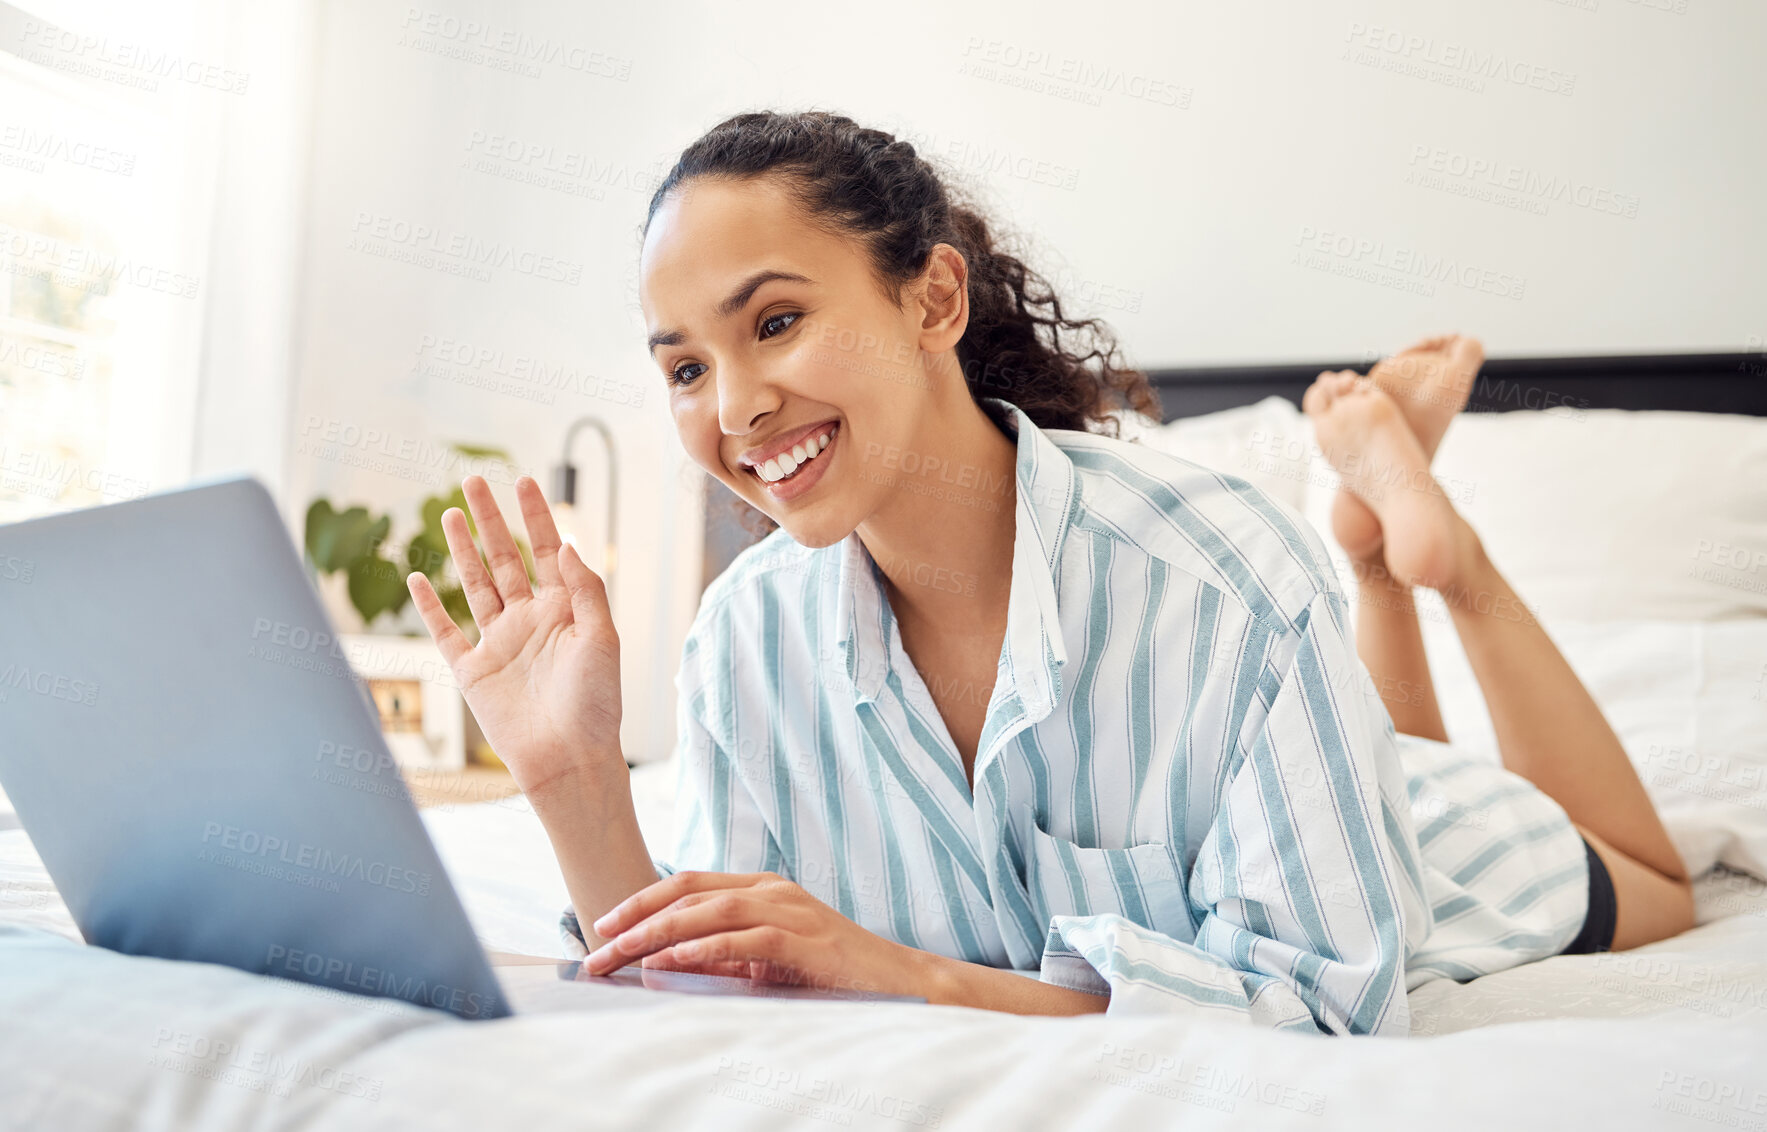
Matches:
[338,633,468,771]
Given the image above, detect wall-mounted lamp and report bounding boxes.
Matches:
[551,415,617,601]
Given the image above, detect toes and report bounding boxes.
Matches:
[1448,334,1486,368]
[1406,334,1455,355]
[1306,370,1374,417]
[1304,371,1342,415]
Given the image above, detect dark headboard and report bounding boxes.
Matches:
[702,351,1765,587]
[1145,351,1767,422]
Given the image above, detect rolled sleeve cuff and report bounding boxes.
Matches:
[557,858,677,957]
[1042,913,1323,1033]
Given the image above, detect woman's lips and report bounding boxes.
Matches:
[750,422,837,481]
[752,422,838,503]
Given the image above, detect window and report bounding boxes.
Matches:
[0,0,226,522]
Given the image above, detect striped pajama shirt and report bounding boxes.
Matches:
[565,397,1588,1035]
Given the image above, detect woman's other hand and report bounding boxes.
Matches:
[583,871,937,1000]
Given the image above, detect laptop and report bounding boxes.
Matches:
[0,475,920,1018]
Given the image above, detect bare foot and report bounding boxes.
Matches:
[1324,334,1484,567]
[1368,333,1482,454]
[1303,374,1477,593]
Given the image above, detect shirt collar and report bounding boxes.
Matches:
[832,399,1076,719]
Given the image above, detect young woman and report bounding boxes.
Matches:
[406,110,1694,1034]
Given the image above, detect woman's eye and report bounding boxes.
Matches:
[667,314,797,386]
[760,311,801,339]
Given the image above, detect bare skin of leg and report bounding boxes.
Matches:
[1320,334,1484,742]
[1303,365,1695,949]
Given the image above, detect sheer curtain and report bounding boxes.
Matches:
[0,0,313,523]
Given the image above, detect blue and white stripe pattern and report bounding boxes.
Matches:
[587,398,1588,1034]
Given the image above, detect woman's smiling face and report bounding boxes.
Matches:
[640,175,966,549]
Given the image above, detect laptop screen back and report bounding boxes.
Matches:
[0,476,507,1020]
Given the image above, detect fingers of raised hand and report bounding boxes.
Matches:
[461,475,533,605]
[515,476,567,594]
[556,540,613,631]
[406,571,471,667]
[440,503,503,630]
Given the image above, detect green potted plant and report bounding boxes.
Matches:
[303,447,533,638]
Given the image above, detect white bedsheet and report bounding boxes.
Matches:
[5,610,1767,1129]
[1,902,1764,1131]
[4,780,1767,1129]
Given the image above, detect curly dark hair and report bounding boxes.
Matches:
[643,109,1162,537]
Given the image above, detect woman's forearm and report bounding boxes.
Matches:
[523,760,1110,1012]
[526,755,661,951]
[918,951,1110,1016]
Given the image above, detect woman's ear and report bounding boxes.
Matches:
[916,243,969,353]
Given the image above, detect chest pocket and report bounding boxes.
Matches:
[1023,821,1195,945]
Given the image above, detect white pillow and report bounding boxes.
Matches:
[1301,407,1767,623]
[1292,404,1767,882]
[1118,398,1767,881]
[1411,614,1767,882]
[1115,395,1312,512]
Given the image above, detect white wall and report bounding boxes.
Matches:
[661,0,1764,363]
[288,0,698,763]
[191,0,315,502]
[278,0,1765,761]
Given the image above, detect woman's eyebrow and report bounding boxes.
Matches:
[647,269,816,354]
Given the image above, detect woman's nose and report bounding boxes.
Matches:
[716,359,782,436]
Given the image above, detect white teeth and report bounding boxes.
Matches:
[753,426,836,486]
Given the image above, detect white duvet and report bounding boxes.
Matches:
[0,881,1764,1131]
[4,615,1767,1130]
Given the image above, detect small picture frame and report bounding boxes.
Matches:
[338,634,467,770]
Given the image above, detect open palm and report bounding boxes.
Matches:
[406,474,623,795]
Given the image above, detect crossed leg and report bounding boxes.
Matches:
[1303,339,1695,950]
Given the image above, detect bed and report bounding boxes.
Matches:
[3,351,1765,1130]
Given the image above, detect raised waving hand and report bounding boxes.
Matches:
[406,474,623,795]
